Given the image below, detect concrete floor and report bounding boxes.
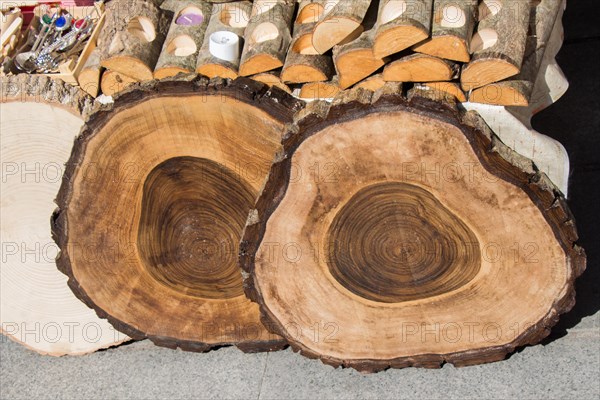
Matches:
[0,312,598,399]
[1,1,599,399]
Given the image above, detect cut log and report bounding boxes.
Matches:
[280,1,334,84]
[354,73,387,91]
[373,0,433,58]
[311,0,372,54]
[461,0,531,91]
[53,75,304,352]
[0,75,130,355]
[196,1,252,79]
[332,2,386,90]
[250,70,292,93]
[299,78,341,100]
[99,0,172,81]
[154,0,212,79]
[240,84,585,372]
[469,0,563,106]
[422,81,466,102]
[78,48,103,97]
[100,69,139,96]
[413,0,477,62]
[383,53,457,82]
[238,0,294,77]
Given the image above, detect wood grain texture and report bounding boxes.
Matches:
[373,0,433,58]
[413,0,477,62]
[422,81,467,102]
[383,53,458,82]
[354,73,387,91]
[239,84,585,372]
[299,78,341,100]
[100,69,139,96]
[53,75,304,352]
[333,30,387,90]
[311,0,372,54]
[0,75,129,355]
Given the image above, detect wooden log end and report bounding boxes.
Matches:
[281,65,328,84]
[354,74,387,92]
[101,70,139,97]
[79,69,102,98]
[373,26,429,59]
[423,82,467,103]
[384,54,456,83]
[413,35,470,63]
[461,59,521,91]
[251,72,292,94]
[196,64,238,80]
[1,76,128,355]
[335,49,386,90]
[299,81,341,100]
[312,19,363,55]
[101,55,155,82]
[239,54,284,77]
[470,82,530,106]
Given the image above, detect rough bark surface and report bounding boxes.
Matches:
[239,0,294,76]
[413,0,477,62]
[239,84,585,372]
[99,0,172,81]
[280,2,334,83]
[53,74,304,353]
[154,0,212,79]
[196,1,253,79]
[470,0,563,106]
[461,0,530,90]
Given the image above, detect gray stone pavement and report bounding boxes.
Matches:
[0,311,598,399]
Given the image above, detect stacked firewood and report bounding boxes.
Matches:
[90,0,563,106]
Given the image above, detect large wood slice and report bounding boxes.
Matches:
[240,85,585,372]
[0,75,129,355]
[53,75,303,352]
